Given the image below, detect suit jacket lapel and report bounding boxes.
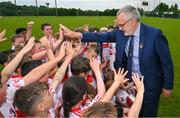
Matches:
[139,23,145,65]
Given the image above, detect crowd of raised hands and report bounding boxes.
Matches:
[0,21,145,118]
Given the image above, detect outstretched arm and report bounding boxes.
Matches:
[1,37,35,84]
[60,24,116,43]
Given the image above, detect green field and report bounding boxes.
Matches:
[0,16,180,116]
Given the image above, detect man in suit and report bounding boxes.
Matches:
[60,5,174,117]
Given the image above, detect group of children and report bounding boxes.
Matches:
[0,21,144,118]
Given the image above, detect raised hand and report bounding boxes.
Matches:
[65,42,76,58]
[89,57,101,72]
[59,24,64,40]
[27,21,34,29]
[60,24,82,38]
[74,42,83,55]
[113,68,128,88]
[22,37,35,53]
[0,29,7,42]
[102,68,128,102]
[131,73,144,93]
[60,24,71,33]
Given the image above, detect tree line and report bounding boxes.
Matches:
[0,1,179,18]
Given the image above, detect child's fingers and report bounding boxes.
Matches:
[0,29,6,36]
[122,70,128,78]
[131,74,137,84]
[118,68,121,75]
[113,69,117,77]
[135,73,139,80]
[120,68,124,75]
[141,78,144,83]
[133,86,137,90]
[123,79,129,84]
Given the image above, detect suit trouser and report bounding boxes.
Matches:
[139,93,161,117]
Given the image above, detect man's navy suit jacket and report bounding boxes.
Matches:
[82,23,174,96]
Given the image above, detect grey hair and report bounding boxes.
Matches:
[116,5,140,21]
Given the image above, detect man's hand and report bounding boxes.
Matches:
[0,29,7,42]
[60,24,82,38]
[162,88,172,97]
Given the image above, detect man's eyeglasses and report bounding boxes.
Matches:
[119,17,134,29]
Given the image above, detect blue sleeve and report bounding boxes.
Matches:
[155,30,174,90]
[82,29,117,43]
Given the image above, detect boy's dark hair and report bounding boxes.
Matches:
[107,25,114,30]
[21,60,43,76]
[13,82,49,116]
[82,102,117,117]
[89,26,99,32]
[88,44,100,55]
[71,56,91,76]
[62,76,88,117]
[41,23,52,30]
[0,50,15,65]
[15,28,27,35]
[11,34,25,43]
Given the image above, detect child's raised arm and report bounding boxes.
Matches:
[23,42,66,86]
[51,24,64,51]
[31,50,47,60]
[49,42,76,90]
[128,73,144,117]
[89,58,106,98]
[1,37,35,84]
[102,68,128,102]
[25,21,34,41]
[41,36,55,61]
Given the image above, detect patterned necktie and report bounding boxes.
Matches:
[127,35,134,78]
